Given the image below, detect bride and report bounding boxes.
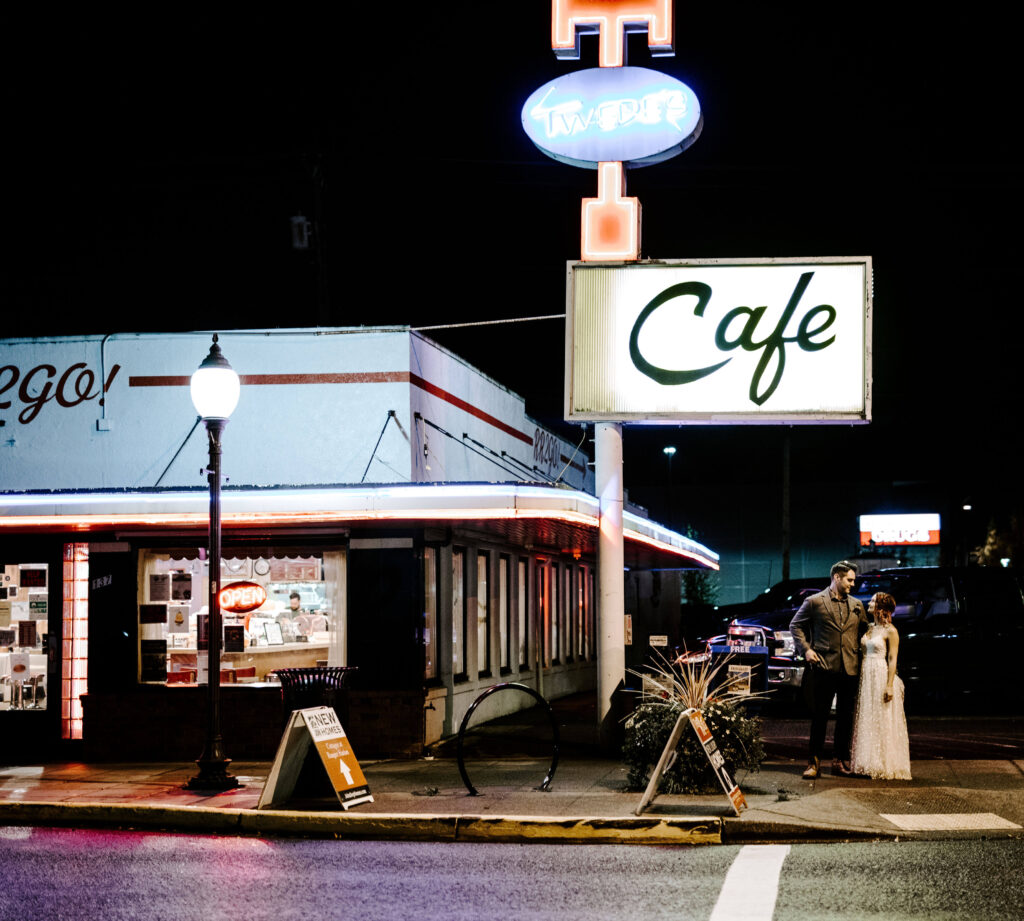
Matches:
[850,592,911,779]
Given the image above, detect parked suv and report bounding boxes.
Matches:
[718,568,1024,709]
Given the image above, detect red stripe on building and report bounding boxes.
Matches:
[128,371,534,446]
[128,372,409,387]
[408,373,532,445]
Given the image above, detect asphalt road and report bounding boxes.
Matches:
[1,829,1021,921]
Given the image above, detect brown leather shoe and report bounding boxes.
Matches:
[833,759,854,776]
[802,757,820,779]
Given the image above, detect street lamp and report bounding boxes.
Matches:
[186,333,241,792]
[662,446,676,530]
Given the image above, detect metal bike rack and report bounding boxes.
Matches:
[455,682,560,796]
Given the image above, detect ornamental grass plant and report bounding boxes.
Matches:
[623,650,766,794]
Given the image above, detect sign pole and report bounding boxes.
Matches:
[596,421,625,747]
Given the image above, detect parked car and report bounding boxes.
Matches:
[714,578,827,698]
[713,568,1024,710]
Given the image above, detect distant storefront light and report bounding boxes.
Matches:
[859,513,941,547]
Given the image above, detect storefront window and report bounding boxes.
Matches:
[586,566,595,660]
[563,567,573,662]
[477,552,489,677]
[453,549,465,678]
[498,555,510,672]
[538,563,551,668]
[137,550,338,686]
[518,558,528,669]
[551,563,560,664]
[576,566,585,660]
[423,547,437,681]
[1,560,51,712]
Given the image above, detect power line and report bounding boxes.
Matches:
[412,314,564,332]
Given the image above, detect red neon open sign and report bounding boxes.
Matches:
[218,581,267,614]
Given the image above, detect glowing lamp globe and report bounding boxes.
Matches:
[190,334,240,421]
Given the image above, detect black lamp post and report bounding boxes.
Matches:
[186,334,241,792]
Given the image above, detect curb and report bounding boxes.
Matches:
[721,817,899,844]
[0,802,723,845]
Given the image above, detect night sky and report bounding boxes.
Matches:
[4,6,1022,578]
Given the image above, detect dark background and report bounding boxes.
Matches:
[3,6,1021,598]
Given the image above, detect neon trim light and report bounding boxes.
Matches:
[0,484,720,569]
[61,542,88,740]
[582,162,640,261]
[552,0,674,68]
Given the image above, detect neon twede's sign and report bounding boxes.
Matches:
[522,66,701,168]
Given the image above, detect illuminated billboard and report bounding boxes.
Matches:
[565,258,872,423]
[859,514,941,546]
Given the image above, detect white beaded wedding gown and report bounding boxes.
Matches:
[850,626,911,780]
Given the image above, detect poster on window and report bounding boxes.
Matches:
[9,652,30,680]
[139,604,166,625]
[171,573,192,601]
[18,620,37,648]
[140,639,168,682]
[224,625,245,653]
[20,568,47,589]
[167,605,190,634]
[149,573,170,602]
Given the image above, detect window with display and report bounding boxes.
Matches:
[477,552,490,677]
[452,548,466,679]
[0,561,49,711]
[137,549,344,686]
[423,547,438,681]
[518,558,529,670]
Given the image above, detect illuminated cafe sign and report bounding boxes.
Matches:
[860,513,941,546]
[522,66,702,168]
[565,258,871,423]
[218,581,267,614]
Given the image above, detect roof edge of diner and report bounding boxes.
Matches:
[0,483,718,569]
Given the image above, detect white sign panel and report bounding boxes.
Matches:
[565,258,871,423]
[859,513,940,546]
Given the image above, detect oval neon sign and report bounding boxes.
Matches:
[218,581,267,614]
[522,66,702,169]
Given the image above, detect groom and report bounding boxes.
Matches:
[790,560,868,778]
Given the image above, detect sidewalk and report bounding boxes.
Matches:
[2,695,1022,844]
[2,754,1022,845]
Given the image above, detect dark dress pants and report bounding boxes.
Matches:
[807,666,859,762]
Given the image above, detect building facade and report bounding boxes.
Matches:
[0,328,717,759]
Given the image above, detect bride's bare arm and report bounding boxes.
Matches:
[884,627,899,701]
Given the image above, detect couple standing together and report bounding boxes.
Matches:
[789,560,911,780]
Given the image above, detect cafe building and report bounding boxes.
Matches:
[0,327,717,760]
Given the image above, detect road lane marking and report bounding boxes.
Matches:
[880,813,1021,831]
[709,844,790,921]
